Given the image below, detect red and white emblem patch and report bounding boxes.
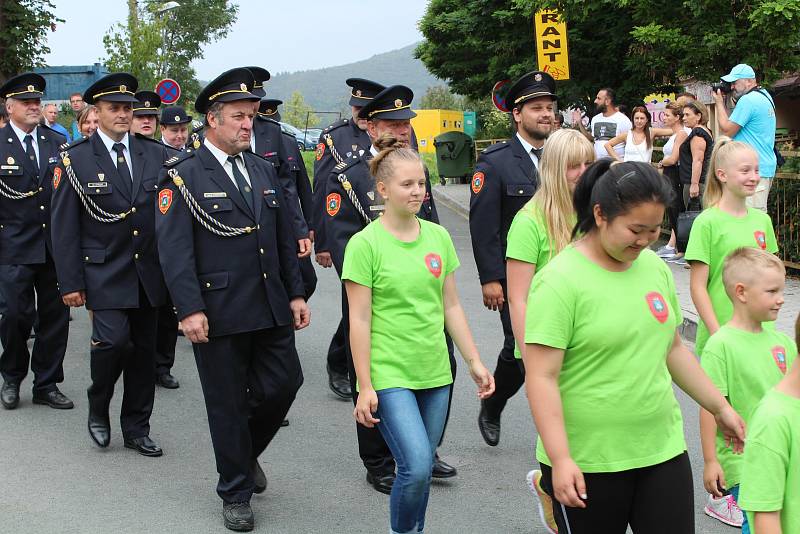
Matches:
[471,172,484,194]
[425,253,443,278]
[645,291,669,324]
[315,143,325,161]
[158,189,173,215]
[53,167,62,190]
[772,346,788,374]
[326,193,341,217]
[754,230,767,250]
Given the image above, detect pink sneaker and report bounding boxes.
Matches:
[703,493,744,527]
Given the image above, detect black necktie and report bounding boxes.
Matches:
[531,146,543,161]
[24,134,39,175]
[112,143,132,195]
[227,155,254,213]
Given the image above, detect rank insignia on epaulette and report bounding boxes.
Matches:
[59,142,69,150]
[166,156,179,165]
[334,162,347,171]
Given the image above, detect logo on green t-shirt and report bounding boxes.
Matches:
[772,346,788,374]
[425,253,442,278]
[754,230,767,250]
[646,291,669,324]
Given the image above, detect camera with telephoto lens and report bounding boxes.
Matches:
[711,80,732,94]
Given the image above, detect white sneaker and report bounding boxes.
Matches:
[703,493,744,527]
[526,470,558,534]
[656,245,677,259]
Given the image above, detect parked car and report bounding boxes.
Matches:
[280,122,317,151]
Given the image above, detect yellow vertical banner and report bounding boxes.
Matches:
[534,10,570,80]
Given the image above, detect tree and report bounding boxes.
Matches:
[0,0,62,82]
[282,91,319,128]
[103,0,238,105]
[417,0,800,111]
[420,85,465,110]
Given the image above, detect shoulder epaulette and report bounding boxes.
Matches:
[483,140,509,154]
[331,156,362,175]
[164,151,195,168]
[134,132,163,145]
[282,130,297,140]
[323,118,348,134]
[60,135,89,151]
[38,123,62,137]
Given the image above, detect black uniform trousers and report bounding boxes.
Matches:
[343,288,457,475]
[89,284,158,440]
[193,324,303,504]
[154,298,179,376]
[0,254,69,392]
[482,279,525,419]
[326,285,347,376]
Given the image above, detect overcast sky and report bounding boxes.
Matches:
[44,0,429,79]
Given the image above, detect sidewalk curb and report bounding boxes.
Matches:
[433,186,469,220]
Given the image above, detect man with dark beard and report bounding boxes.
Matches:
[469,71,556,447]
[573,87,632,160]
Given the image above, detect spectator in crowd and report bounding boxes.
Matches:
[572,87,632,160]
[554,112,564,129]
[713,64,777,212]
[41,103,71,141]
[0,102,7,129]
[656,101,691,260]
[76,105,98,138]
[604,106,658,163]
[68,92,85,141]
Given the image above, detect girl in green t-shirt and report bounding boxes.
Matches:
[524,160,746,533]
[505,128,593,533]
[342,134,494,534]
[687,138,778,356]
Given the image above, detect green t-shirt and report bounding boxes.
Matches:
[738,388,800,532]
[341,218,458,391]
[701,326,797,487]
[525,246,686,472]
[505,204,572,359]
[684,207,778,354]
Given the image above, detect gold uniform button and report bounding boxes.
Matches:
[518,189,523,194]
[133,230,139,236]
[41,223,46,228]
[40,205,45,210]
[131,207,137,213]
[95,189,100,193]
[263,273,267,279]
[134,253,139,259]
[259,248,264,254]
[84,256,89,261]
[38,187,43,192]
[205,282,211,288]
[256,225,260,230]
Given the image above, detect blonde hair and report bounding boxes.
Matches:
[703,137,759,208]
[524,129,595,257]
[722,247,784,299]
[368,133,423,184]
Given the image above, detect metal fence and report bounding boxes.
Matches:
[770,171,800,270]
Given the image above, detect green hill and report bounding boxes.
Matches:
[265,43,443,127]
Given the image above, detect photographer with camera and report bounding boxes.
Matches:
[713,64,777,211]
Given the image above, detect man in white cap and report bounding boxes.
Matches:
[713,63,777,211]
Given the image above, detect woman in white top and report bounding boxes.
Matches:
[605,106,667,163]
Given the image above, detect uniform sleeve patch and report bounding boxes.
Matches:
[326,193,341,217]
[315,143,325,161]
[158,189,173,214]
[471,172,485,194]
[53,167,62,190]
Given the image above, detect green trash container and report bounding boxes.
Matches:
[433,131,475,185]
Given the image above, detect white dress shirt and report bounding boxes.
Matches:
[9,121,40,165]
[95,128,133,177]
[516,132,541,170]
[204,138,251,188]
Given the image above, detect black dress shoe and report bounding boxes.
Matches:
[280,419,289,427]
[252,459,267,494]
[327,364,352,399]
[124,436,163,457]
[222,501,254,532]
[366,471,395,495]
[432,453,457,478]
[156,373,180,389]
[478,402,501,446]
[1,381,19,409]
[88,413,110,448]
[32,389,74,409]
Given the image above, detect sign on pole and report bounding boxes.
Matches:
[491,79,511,112]
[534,10,570,80]
[156,78,181,105]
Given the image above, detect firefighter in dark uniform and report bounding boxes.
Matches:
[156,68,308,532]
[258,98,281,121]
[51,72,170,456]
[322,84,458,494]
[312,78,384,400]
[470,71,557,447]
[0,73,71,410]
[130,90,161,138]
[159,105,193,152]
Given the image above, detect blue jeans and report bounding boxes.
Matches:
[376,385,451,534]
[730,485,750,534]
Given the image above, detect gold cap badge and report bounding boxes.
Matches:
[240,83,247,91]
[394,99,403,108]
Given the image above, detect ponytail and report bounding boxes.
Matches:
[703,137,756,208]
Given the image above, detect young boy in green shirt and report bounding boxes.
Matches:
[738,312,800,534]
[700,247,797,532]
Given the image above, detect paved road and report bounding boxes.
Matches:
[0,205,735,533]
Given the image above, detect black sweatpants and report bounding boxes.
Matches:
[540,452,694,534]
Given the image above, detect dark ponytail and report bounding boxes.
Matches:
[572,160,674,238]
